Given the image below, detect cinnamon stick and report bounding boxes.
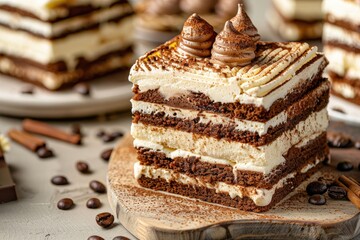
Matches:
[23,119,81,145]
[8,129,46,152]
[339,175,360,198]
[336,179,360,209]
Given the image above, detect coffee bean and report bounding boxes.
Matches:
[113,237,130,240]
[327,132,352,148]
[71,124,82,136]
[337,162,354,172]
[328,186,347,200]
[96,130,106,138]
[308,194,326,205]
[102,134,116,143]
[57,198,74,210]
[306,181,327,196]
[332,107,345,114]
[87,236,104,240]
[21,86,34,95]
[101,148,113,161]
[51,176,69,186]
[96,212,114,228]
[74,83,91,96]
[355,141,360,150]
[87,198,101,209]
[90,180,106,193]
[37,147,54,158]
[110,131,124,139]
[76,161,89,174]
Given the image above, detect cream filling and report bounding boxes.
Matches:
[134,157,322,207]
[131,108,329,168]
[324,46,360,80]
[273,0,323,21]
[332,82,359,99]
[0,0,120,21]
[323,0,360,26]
[0,4,133,38]
[267,8,323,41]
[0,51,133,90]
[323,24,360,49]
[130,52,325,109]
[133,127,324,176]
[0,16,133,69]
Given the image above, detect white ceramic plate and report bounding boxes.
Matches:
[0,71,132,119]
[328,95,360,126]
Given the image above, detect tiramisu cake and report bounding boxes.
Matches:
[323,0,360,105]
[130,5,330,212]
[0,0,134,90]
[134,0,244,55]
[268,0,323,40]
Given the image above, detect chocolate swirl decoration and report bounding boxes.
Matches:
[230,3,260,42]
[215,0,245,18]
[146,0,181,15]
[177,14,217,58]
[180,0,217,14]
[211,21,257,67]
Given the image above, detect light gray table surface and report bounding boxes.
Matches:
[0,1,324,239]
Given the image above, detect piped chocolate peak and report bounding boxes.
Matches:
[177,14,217,58]
[211,4,260,67]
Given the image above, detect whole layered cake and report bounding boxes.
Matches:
[323,0,360,105]
[267,0,323,41]
[0,0,134,90]
[130,5,330,212]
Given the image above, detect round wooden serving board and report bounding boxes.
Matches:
[107,135,360,240]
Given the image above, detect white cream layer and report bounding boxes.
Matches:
[324,46,360,80]
[0,16,133,69]
[131,108,329,169]
[323,24,360,50]
[130,50,325,110]
[273,0,323,21]
[323,0,360,26]
[0,4,133,38]
[0,0,120,20]
[134,156,322,207]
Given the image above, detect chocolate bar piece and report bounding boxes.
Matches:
[0,150,17,204]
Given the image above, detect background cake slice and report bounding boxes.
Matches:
[267,0,323,41]
[0,0,134,90]
[323,0,360,106]
[130,6,330,212]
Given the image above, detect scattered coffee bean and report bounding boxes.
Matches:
[57,198,74,210]
[74,83,91,96]
[76,161,90,174]
[355,141,360,150]
[327,132,352,148]
[337,162,354,172]
[332,107,345,114]
[87,198,101,209]
[96,130,106,138]
[101,148,113,161]
[51,176,69,186]
[87,235,104,240]
[96,212,114,228]
[37,146,54,158]
[71,124,82,136]
[308,194,326,205]
[113,237,130,240]
[90,180,106,193]
[21,86,34,95]
[102,134,116,143]
[328,186,347,200]
[306,181,327,196]
[110,131,124,139]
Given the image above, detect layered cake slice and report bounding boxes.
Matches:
[0,0,134,90]
[267,0,323,40]
[130,6,330,212]
[323,0,360,105]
